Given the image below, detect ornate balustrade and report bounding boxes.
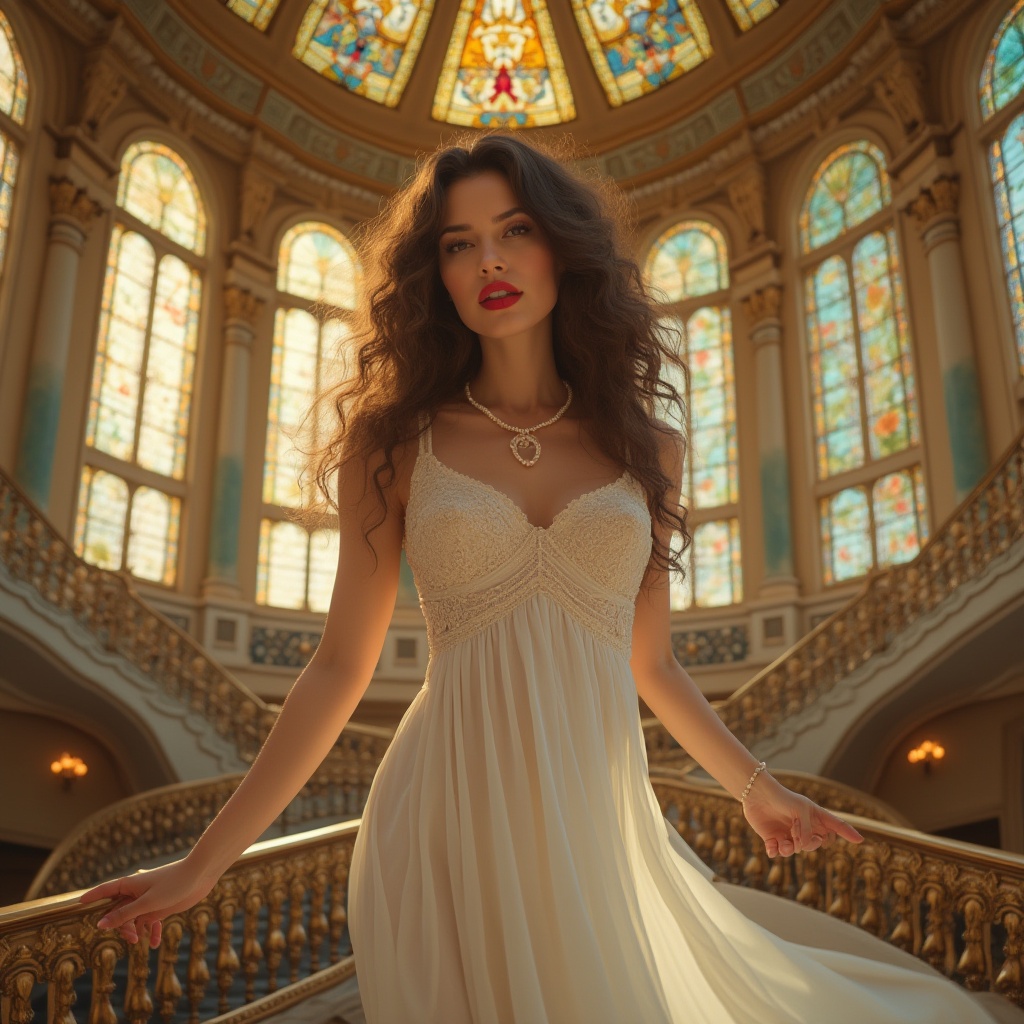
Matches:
[650,771,1024,1007]
[0,467,394,769]
[643,426,1024,762]
[2,772,1021,1023]
[26,756,381,901]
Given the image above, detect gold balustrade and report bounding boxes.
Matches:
[2,771,1021,1023]
[643,426,1024,762]
[0,467,394,770]
[650,770,1024,1007]
[25,755,382,901]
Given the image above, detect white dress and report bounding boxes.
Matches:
[348,416,1009,1024]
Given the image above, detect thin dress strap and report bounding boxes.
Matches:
[418,411,432,455]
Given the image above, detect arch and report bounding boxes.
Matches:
[643,219,730,304]
[979,0,1024,121]
[277,219,361,309]
[0,6,28,125]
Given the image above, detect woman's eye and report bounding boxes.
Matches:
[444,221,531,254]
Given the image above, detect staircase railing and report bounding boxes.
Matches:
[2,771,1020,1023]
[0,467,394,768]
[643,426,1024,762]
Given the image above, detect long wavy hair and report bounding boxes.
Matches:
[296,129,691,586]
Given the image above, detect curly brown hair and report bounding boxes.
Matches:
[295,129,691,587]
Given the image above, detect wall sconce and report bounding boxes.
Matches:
[50,752,88,790]
[907,740,945,775]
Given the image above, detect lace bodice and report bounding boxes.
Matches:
[404,413,653,658]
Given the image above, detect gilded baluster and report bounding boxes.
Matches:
[215,897,241,1014]
[6,969,37,1024]
[264,871,288,993]
[710,811,728,876]
[920,884,948,974]
[308,857,330,972]
[185,907,212,1024]
[153,919,183,1023]
[795,851,821,908]
[827,851,852,921]
[693,805,714,865]
[995,910,1023,1004]
[329,851,350,963]
[743,840,767,889]
[240,884,264,1002]
[725,815,745,883]
[765,853,787,896]
[123,936,154,1024]
[87,944,118,1024]
[51,955,80,1023]
[857,856,883,936]
[287,875,308,985]
[784,658,803,716]
[887,873,915,952]
[955,894,989,991]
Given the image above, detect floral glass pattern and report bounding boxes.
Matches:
[799,141,891,254]
[433,0,573,127]
[225,0,281,30]
[0,130,18,276]
[117,141,206,255]
[571,0,712,107]
[644,220,728,304]
[295,0,434,107]
[0,9,27,124]
[979,0,1024,121]
[989,115,1024,374]
[722,0,779,31]
[692,519,742,607]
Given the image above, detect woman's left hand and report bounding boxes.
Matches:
[741,773,864,858]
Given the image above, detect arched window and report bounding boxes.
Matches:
[980,0,1024,376]
[0,7,28,283]
[799,140,927,586]
[257,221,360,613]
[433,0,574,126]
[644,220,741,610]
[75,142,206,586]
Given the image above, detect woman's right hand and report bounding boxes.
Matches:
[78,858,219,947]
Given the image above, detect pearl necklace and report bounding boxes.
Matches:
[464,379,574,467]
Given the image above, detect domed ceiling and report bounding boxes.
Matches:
[125,0,892,190]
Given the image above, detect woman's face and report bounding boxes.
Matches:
[437,170,560,344]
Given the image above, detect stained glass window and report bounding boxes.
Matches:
[0,9,28,124]
[225,0,280,30]
[74,468,181,586]
[988,109,1024,372]
[259,221,360,610]
[78,143,206,586]
[85,226,201,479]
[295,0,433,108]
[820,467,928,585]
[277,222,360,309]
[571,0,711,108]
[799,141,891,254]
[118,141,206,255]
[802,142,926,584]
[433,0,574,127]
[980,0,1024,121]
[647,219,740,610]
[723,0,779,32]
[0,130,18,276]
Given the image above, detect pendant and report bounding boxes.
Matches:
[511,432,541,466]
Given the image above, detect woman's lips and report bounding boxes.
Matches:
[480,293,522,310]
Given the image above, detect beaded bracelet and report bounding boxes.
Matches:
[741,761,768,802]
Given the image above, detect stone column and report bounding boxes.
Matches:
[741,285,799,597]
[15,177,101,509]
[905,175,988,500]
[203,285,264,597]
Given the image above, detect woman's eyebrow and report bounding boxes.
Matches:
[439,207,527,238]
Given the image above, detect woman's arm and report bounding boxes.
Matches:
[80,441,409,942]
[629,427,862,858]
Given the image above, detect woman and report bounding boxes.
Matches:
[82,131,1009,1023]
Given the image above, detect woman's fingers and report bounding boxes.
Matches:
[764,837,779,858]
[79,878,129,905]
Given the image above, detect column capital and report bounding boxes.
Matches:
[740,284,783,327]
[223,284,265,328]
[48,177,102,241]
[903,174,960,235]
